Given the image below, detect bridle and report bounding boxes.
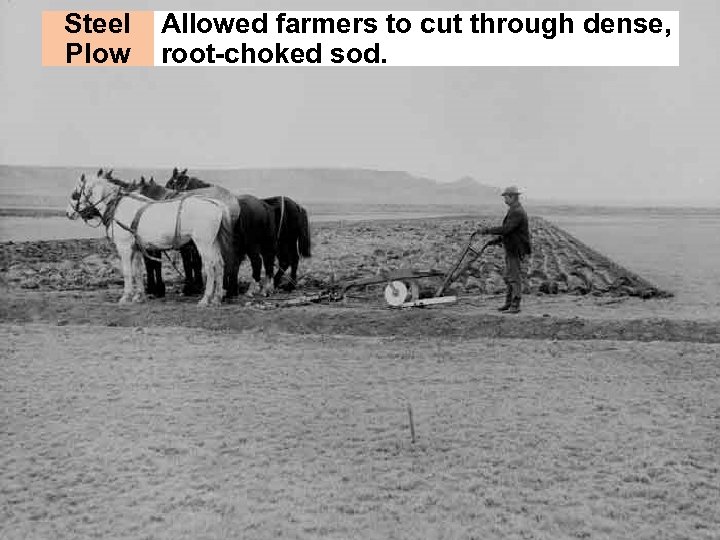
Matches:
[71,176,125,228]
[166,171,186,191]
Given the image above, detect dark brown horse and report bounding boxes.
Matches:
[262,196,312,291]
[167,168,277,296]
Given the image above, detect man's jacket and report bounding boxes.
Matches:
[486,202,532,257]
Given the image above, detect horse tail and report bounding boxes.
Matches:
[298,205,311,258]
[214,202,235,269]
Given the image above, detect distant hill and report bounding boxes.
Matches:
[0,165,502,208]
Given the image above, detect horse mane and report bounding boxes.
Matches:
[94,168,139,191]
[168,167,213,190]
[105,176,137,190]
[184,176,212,188]
[101,171,172,197]
[137,178,176,200]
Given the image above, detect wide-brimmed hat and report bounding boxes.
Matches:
[501,185,521,196]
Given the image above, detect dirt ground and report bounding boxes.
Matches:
[2,323,719,540]
[2,217,719,539]
[1,287,719,344]
[0,217,671,298]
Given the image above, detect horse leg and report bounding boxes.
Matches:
[180,245,195,295]
[224,252,240,298]
[190,243,204,294]
[289,247,300,291]
[117,243,134,304]
[195,242,216,306]
[228,223,243,298]
[131,251,147,303]
[144,253,156,295]
[145,250,165,297]
[235,247,253,297]
[155,259,166,298]
[246,250,263,297]
[274,246,288,290]
[151,250,165,298]
[214,246,226,305]
[195,240,224,306]
[181,243,203,295]
[275,246,297,292]
[261,246,275,296]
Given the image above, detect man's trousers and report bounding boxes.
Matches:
[504,252,528,304]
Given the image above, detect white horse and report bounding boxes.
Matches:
[66,172,229,306]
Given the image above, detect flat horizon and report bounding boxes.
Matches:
[2,163,718,209]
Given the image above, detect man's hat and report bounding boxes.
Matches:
[501,186,521,196]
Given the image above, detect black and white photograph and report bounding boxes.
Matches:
[1,1,718,538]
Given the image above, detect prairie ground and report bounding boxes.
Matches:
[0,217,671,298]
[2,216,719,539]
[2,324,719,540]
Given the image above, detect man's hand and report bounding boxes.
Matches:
[487,236,502,246]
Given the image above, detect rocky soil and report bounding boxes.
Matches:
[0,217,671,299]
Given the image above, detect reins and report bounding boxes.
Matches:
[73,179,121,227]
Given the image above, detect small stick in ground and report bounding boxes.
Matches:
[407,403,416,444]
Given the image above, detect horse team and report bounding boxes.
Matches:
[66,168,311,306]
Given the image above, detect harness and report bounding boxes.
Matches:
[109,193,194,263]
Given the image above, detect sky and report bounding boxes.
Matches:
[1,0,718,204]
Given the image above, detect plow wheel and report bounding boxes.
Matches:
[383,280,420,307]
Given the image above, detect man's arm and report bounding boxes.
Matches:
[479,208,523,236]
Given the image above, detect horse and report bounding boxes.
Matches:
[101,171,204,298]
[262,196,312,291]
[66,171,230,306]
[134,176,205,296]
[100,170,165,297]
[161,168,244,296]
[167,168,277,296]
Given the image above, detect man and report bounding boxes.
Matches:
[478,186,532,313]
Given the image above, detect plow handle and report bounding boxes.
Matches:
[434,233,500,298]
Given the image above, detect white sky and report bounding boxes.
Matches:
[1,0,718,203]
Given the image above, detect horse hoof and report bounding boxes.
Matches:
[246,282,263,297]
[262,284,275,297]
[119,295,131,304]
[198,298,210,307]
[132,293,147,303]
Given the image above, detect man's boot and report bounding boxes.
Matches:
[497,291,512,312]
[507,298,521,314]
